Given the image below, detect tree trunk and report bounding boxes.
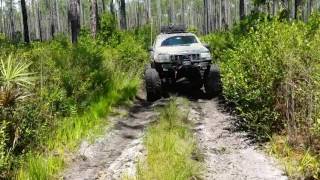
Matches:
[294,0,302,19]
[101,0,106,12]
[119,0,127,29]
[37,1,43,41]
[69,0,80,43]
[272,0,277,16]
[203,0,209,34]
[307,0,313,18]
[0,0,3,33]
[182,0,185,25]
[21,0,30,43]
[55,0,61,32]
[91,0,99,38]
[222,0,227,29]
[110,0,115,16]
[50,0,55,38]
[170,0,175,24]
[240,0,245,20]
[9,0,15,39]
[157,0,161,29]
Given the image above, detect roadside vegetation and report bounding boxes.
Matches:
[0,13,148,179]
[1,0,320,179]
[203,13,320,178]
[135,99,201,180]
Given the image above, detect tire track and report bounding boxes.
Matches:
[189,98,288,180]
[63,98,169,180]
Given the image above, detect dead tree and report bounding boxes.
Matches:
[91,0,99,38]
[21,0,30,43]
[69,0,81,43]
[240,0,245,20]
[119,0,127,29]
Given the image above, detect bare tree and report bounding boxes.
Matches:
[240,0,245,20]
[203,0,209,34]
[69,0,80,43]
[182,0,185,25]
[119,0,127,29]
[37,0,43,41]
[101,0,105,12]
[21,0,30,43]
[157,0,161,28]
[91,0,99,38]
[294,0,302,19]
[9,0,15,39]
[110,0,115,16]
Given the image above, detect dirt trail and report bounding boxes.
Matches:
[189,99,287,180]
[63,98,168,180]
[63,92,287,180]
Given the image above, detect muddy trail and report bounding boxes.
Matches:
[63,91,287,180]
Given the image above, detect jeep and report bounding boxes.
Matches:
[145,25,222,101]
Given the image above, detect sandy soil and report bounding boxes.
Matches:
[189,99,287,180]
[63,98,169,180]
[63,93,287,180]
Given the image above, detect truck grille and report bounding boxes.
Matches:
[170,54,200,61]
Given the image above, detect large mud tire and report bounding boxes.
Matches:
[205,65,222,98]
[145,67,162,102]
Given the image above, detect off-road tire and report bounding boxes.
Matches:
[205,65,222,98]
[145,67,162,102]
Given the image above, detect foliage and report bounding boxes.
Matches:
[99,12,118,43]
[0,18,148,178]
[202,32,234,61]
[136,99,201,180]
[268,135,320,179]
[205,13,320,178]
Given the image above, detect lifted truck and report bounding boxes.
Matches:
[145,25,222,101]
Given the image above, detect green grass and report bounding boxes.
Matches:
[267,135,320,179]
[135,99,201,180]
[16,73,141,180]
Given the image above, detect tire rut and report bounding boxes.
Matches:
[63,98,169,180]
[63,93,288,180]
[189,98,288,180]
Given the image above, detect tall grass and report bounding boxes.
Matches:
[136,99,201,180]
[267,135,320,179]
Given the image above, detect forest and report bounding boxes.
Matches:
[0,0,320,179]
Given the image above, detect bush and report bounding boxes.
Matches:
[0,24,148,177]
[220,19,320,143]
[203,14,320,178]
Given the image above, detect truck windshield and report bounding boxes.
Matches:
[161,36,198,46]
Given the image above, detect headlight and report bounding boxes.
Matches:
[200,52,211,60]
[156,54,171,62]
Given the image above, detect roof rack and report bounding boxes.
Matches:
[160,25,187,34]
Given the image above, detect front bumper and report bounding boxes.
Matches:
[160,60,211,71]
[155,60,211,83]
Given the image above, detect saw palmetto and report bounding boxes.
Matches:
[0,55,35,107]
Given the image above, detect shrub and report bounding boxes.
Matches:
[219,20,320,143]
[0,25,148,177]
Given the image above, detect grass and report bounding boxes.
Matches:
[267,135,320,179]
[16,72,141,180]
[134,99,201,180]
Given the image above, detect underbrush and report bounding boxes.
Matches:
[135,99,201,180]
[268,135,320,179]
[204,13,320,178]
[0,12,148,179]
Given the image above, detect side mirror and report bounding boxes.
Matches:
[148,46,154,52]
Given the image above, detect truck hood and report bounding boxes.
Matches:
[154,43,209,55]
